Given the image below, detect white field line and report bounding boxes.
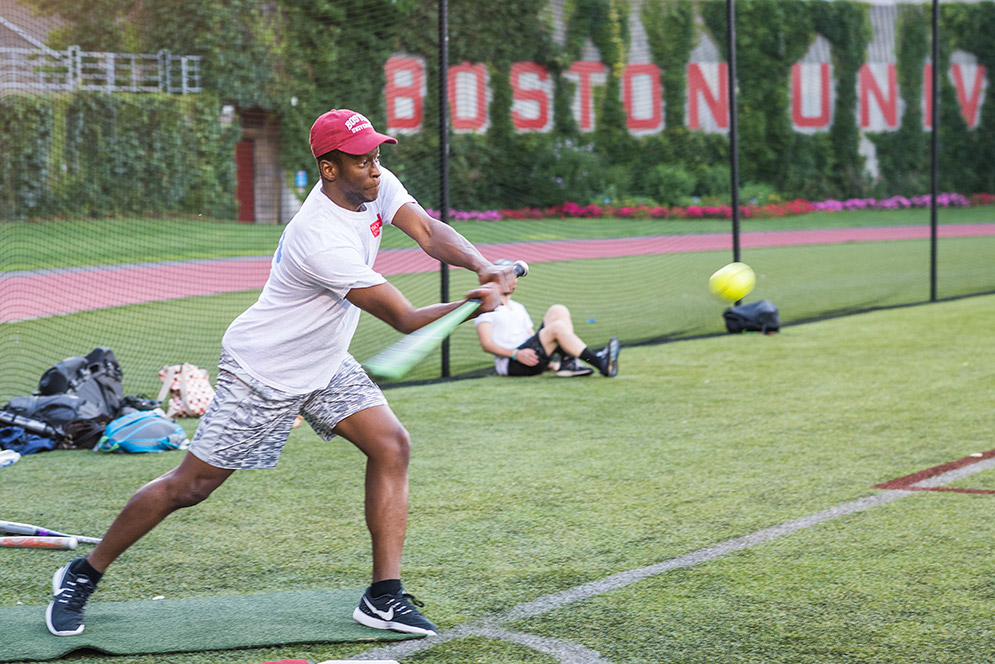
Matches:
[351,456,995,663]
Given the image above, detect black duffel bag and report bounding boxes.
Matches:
[723,300,780,334]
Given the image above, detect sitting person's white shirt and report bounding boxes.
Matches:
[473,300,535,375]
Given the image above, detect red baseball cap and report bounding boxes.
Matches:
[309,109,397,158]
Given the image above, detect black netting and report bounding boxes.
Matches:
[2,0,993,400]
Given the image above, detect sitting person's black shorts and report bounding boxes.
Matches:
[507,324,554,376]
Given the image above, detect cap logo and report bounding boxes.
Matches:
[345,113,373,134]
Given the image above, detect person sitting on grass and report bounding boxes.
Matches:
[474,263,620,378]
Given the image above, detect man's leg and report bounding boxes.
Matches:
[332,405,410,582]
[537,304,587,357]
[89,453,235,571]
[334,404,438,636]
[539,304,619,377]
[47,453,233,636]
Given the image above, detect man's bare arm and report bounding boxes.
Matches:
[392,203,517,291]
[348,281,504,334]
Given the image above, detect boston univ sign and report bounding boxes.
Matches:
[382,5,987,137]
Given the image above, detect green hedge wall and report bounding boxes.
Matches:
[12,0,995,218]
[0,95,54,219]
[940,2,995,194]
[0,92,239,220]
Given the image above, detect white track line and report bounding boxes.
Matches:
[352,456,995,662]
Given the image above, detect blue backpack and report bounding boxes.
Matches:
[94,411,188,453]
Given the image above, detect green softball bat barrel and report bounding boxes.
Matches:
[363,260,528,379]
[363,299,481,379]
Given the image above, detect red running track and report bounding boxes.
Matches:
[2,224,994,324]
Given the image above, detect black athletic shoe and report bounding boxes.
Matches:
[556,357,594,377]
[353,587,439,636]
[46,557,98,636]
[597,337,620,377]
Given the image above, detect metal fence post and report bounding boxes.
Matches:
[67,45,80,91]
[157,49,170,92]
[929,0,939,302]
[438,0,452,378]
[727,0,741,265]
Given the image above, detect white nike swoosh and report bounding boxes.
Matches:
[363,596,394,621]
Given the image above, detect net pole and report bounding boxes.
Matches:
[438,0,452,376]
[726,0,741,263]
[929,0,939,302]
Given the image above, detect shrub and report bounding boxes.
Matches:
[646,164,696,206]
[530,137,603,208]
[739,182,780,206]
[694,164,732,198]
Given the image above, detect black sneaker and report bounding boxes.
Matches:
[46,557,98,636]
[597,337,620,377]
[556,357,593,377]
[353,587,438,636]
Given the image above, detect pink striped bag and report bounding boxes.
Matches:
[157,363,215,418]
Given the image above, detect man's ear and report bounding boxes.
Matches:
[318,158,337,181]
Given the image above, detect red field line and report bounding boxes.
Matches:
[2,223,994,323]
[873,448,995,494]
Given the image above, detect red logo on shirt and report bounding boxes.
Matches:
[370,215,382,238]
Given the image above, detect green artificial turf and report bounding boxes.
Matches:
[1,294,992,663]
[513,495,995,664]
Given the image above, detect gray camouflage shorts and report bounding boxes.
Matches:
[188,352,387,470]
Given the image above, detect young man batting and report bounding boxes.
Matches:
[46,109,516,638]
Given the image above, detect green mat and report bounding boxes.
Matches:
[0,588,419,662]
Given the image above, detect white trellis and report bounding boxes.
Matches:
[0,44,201,96]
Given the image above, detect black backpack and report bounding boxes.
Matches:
[37,347,124,420]
[723,300,780,334]
[1,394,113,449]
[1,348,124,449]
[3,395,82,432]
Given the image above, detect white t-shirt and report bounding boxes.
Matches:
[473,300,534,375]
[222,166,415,394]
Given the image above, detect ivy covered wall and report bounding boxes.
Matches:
[6,0,994,220]
[938,2,995,194]
[0,93,239,220]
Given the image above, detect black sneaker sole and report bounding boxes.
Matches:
[353,606,438,636]
[556,367,593,377]
[606,337,620,377]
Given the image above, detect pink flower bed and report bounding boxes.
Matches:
[812,193,971,212]
[429,193,990,222]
